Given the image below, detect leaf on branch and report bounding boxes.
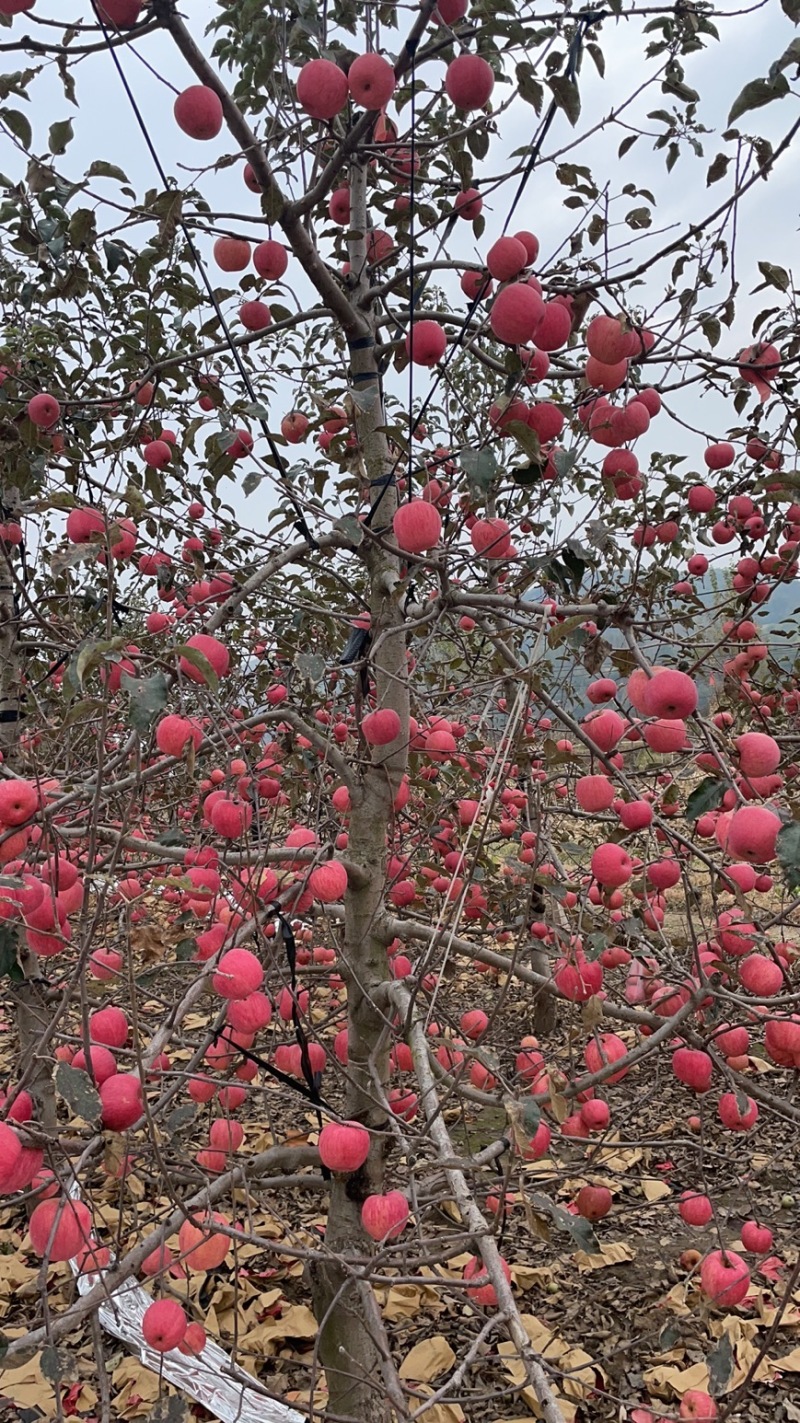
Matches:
[174,644,219,693]
[549,74,581,126]
[87,159,129,183]
[48,119,73,155]
[151,1398,188,1423]
[55,1062,101,1124]
[782,0,800,21]
[777,819,800,889]
[333,513,363,546]
[699,313,721,348]
[516,61,543,113]
[1,107,32,149]
[121,670,169,736]
[685,776,727,820]
[507,419,542,461]
[242,468,265,497]
[460,445,498,496]
[40,1346,76,1385]
[706,152,730,185]
[524,1189,600,1253]
[294,652,326,684]
[756,259,790,292]
[0,923,22,983]
[727,73,789,126]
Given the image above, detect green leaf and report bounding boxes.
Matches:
[466,125,489,160]
[515,62,543,113]
[507,419,542,461]
[548,74,581,126]
[87,160,130,184]
[0,923,22,983]
[103,239,126,274]
[150,1397,188,1423]
[527,1189,599,1252]
[727,73,789,126]
[242,468,265,497]
[685,776,727,821]
[68,208,96,248]
[55,1061,101,1123]
[294,652,326,684]
[782,0,800,21]
[165,1104,196,1135]
[48,119,73,155]
[521,1097,541,1136]
[121,670,169,735]
[706,153,730,185]
[707,1330,735,1395]
[1,107,32,148]
[174,644,219,692]
[333,513,363,546]
[699,314,721,348]
[756,259,790,292]
[40,1346,73,1385]
[777,819,800,889]
[460,446,498,495]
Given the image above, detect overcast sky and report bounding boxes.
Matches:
[3,1,799,569]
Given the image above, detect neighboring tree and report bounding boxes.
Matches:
[1,1,800,1420]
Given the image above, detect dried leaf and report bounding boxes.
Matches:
[641,1178,672,1203]
[399,1335,456,1381]
[774,1347,800,1371]
[573,1241,636,1271]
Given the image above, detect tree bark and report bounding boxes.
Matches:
[308,160,409,1423]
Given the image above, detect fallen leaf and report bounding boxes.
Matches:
[774,1347,800,1371]
[399,1335,456,1382]
[410,1392,464,1423]
[643,1360,710,1397]
[572,1241,636,1271]
[641,1178,671,1202]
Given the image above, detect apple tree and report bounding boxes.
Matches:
[1,1,800,1420]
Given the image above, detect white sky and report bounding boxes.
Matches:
[2,1,799,568]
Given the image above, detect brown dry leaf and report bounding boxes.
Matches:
[591,1140,643,1174]
[773,1347,800,1371]
[411,1390,465,1423]
[442,1252,473,1275]
[131,923,165,962]
[240,1303,317,1352]
[398,1335,456,1382]
[641,1178,672,1203]
[581,995,604,1031]
[111,1356,166,1417]
[378,1281,442,1320]
[511,1263,559,1291]
[438,1200,463,1224]
[663,1282,692,1315]
[643,1360,710,1397]
[0,1358,54,1413]
[572,1241,636,1271]
[757,1300,800,1328]
[499,1314,600,1402]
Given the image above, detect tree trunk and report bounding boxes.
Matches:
[309,161,409,1423]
